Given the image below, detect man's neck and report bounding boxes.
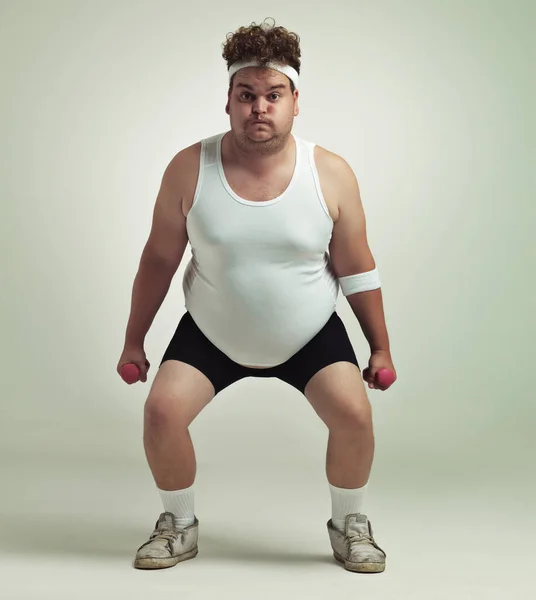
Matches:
[226,131,295,176]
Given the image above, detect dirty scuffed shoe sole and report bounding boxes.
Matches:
[333,550,385,573]
[134,547,199,570]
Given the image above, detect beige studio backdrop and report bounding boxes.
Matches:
[1,1,534,598]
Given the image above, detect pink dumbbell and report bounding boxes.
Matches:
[376,368,395,388]
[120,363,140,384]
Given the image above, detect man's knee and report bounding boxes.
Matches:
[144,360,215,429]
[143,395,187,430]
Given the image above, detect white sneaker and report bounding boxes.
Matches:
[327,513,386,573]
[134,512,199,569]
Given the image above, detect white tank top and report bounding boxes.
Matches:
[182,131,340,367]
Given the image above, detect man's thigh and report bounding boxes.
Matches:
[303,361,371,430]
[159,311,248,396]
[146,360,216,427]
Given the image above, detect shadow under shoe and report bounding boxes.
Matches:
[134,512,199,570]
[327,513,386,573]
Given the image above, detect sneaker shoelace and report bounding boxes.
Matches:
[347,531,385,556]
[348,532,373,544]
[150,527,180,545]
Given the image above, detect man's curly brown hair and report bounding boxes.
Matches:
[222,18,301,92]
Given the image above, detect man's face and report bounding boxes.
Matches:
[225,67,299,154]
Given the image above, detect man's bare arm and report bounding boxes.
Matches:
[123,149,193,347]
[326,153,391,354]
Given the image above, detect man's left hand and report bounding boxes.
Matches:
[362,350,397,391]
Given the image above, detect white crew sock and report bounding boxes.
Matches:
[158,483,196,529]
[329,482,368,533]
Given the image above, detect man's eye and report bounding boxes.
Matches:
[270,94,280,100]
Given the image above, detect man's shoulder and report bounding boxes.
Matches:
[313,144,355,180]
[165,140,202,181]
[172,140,202,164]
[168,130,226,168]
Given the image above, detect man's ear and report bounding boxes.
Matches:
[294,90,300,117]
[225,91,230,115]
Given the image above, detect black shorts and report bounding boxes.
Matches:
[159,311,360,395]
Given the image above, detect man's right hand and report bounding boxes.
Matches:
[117,346,151,383]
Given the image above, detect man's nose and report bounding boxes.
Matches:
[252,97,268,113]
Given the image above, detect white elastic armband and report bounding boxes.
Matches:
[338,267,381,297]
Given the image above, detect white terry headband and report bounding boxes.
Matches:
[228,60,300,89]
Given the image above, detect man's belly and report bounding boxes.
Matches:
[182,260,339,366]
[185,292,337,367]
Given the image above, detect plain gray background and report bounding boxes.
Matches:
[1,1,534,598]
